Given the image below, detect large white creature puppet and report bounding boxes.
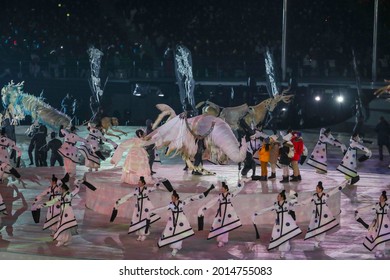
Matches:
[145,111,247,175]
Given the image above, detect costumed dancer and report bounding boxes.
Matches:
[152,186,214,256]
[279,132,294,183]
[0,192,8,216]
[33,178,96,247]
[301,180,350,248]
[0,127,22,180]
[0,192,6,228]
[31,174,68,235]
[79,123,118,172]
[110,129,152,185]
[111,176,161,241]
[58,125,87,177]
[355,191,390,258]
[336,132,372,184]
[252,190,301,259]
[307,128,347,174]
[198,181,244,248]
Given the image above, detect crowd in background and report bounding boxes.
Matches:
[1,0,390,81]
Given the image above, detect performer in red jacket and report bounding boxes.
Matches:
[290,131,304,182]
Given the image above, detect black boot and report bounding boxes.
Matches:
[260,176,267,181]
[268,172,276,179]
[297,175,302,181]
[290,176,299,182]
[280,176,289,183]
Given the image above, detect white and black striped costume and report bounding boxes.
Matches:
[307,128,346,173]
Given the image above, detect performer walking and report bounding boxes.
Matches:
[337,132,371,184]
[307,128,347,174]
[302,180,350,248]
[111,176,161,241]
[198,181,244,248]
[58,125,87,177]
[355,191,390,258]
[253,190,301,258]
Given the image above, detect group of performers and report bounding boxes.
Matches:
[246,127,372,185]
[0,120,387,258]
[108,175,387,259]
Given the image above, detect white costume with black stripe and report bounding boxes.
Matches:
[337,136,371,179]
[0,135,21,165]
[362,202,390,252]
[38,183,80,244]
[114,182,160,237]
[253,196,301,254]
[58,129,86,176]
[33,183,62,231]
[199,183,243,245]
[0,193,7,215]
[79,127,117,170]
[303,181,349,242]
[0,135,22,179]
[153,193,207,250]
[307,128,346,173]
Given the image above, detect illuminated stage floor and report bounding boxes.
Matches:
[0,126,389,260]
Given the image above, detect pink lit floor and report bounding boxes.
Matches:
[0,126,389,260]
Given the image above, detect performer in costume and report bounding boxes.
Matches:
[336,132,371,184]
[112,176,161,241]
[34,178,81,246]
[0,127,22,180]
[29,124,48,166]
[279,132,293,183]
[355,191,390,258]
[268,135,280,179]
[241,131,262,178]
[44,132,64,167]
[253,190,301,259]
[111,129,152,185]
[0,192,8,216]
[290,131,304,182]
[198,181,243,248]
[145,119,156,175]
[258,137,271,181]
[0,192,6,228]
[58,125,87,176]
[32,174,63,235]
[79,123,117,172]
[301,180,350,248]
[152,189,210,256]
[307,128,347,174]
